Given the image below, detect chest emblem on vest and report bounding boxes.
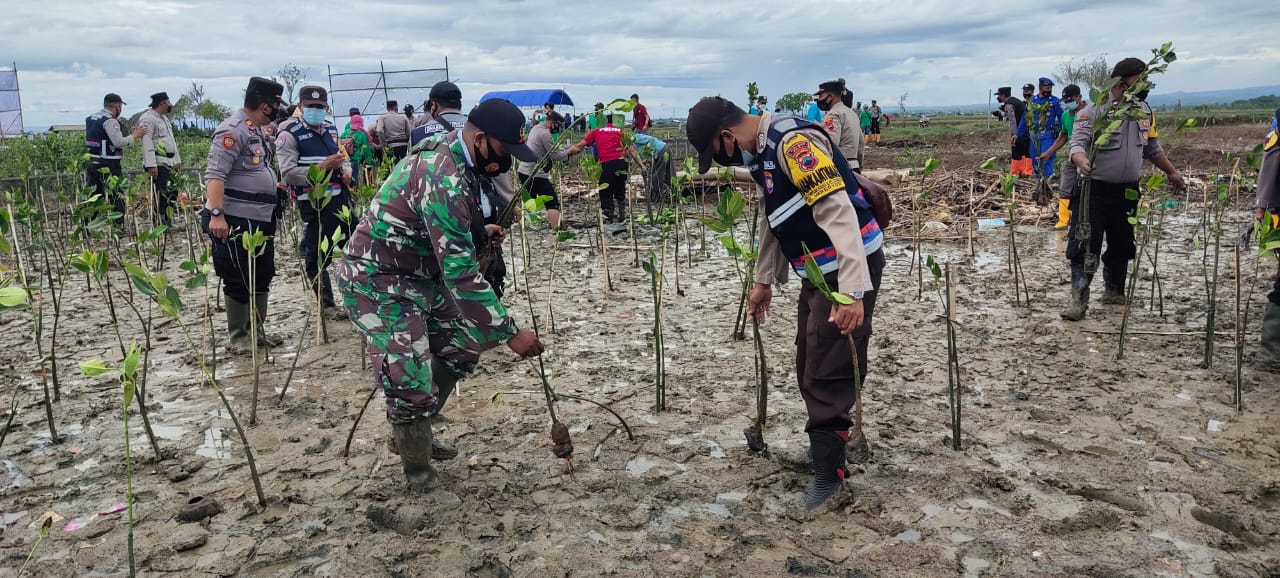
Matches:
[784,138,818,172]
[763,171,774,194]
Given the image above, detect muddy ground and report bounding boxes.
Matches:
[2,125,1279,577]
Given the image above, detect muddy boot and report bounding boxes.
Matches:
[225,298,252,354]
[846,426,871,465]
[318,275,348,320]
[426,360,459,461]
[1060,268,1092,321]
[252,293,285,347]
[804,431,847,510]
[1261,302,1280,367]
[391,418,437,492]
[1102,266,1129,305]
[1054,198,1071,230]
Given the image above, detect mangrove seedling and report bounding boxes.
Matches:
[927,256,963,450]
[16,516,53,578]
[641,250,667,411]
[79,340,142,577]
[240,227,270,425]
[912,158,941,300]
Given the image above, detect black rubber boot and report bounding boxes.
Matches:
[427,360,460,460]
[1061,268,1092,321]
[804,431,847,510]
[251,294,285,347]
[391,418,437,492]
[1102,265,1129,305]
[224,298,252,355]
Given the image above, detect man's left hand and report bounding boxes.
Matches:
[342,172,352,186]
[828,299,865,335]
[485,224,506,246]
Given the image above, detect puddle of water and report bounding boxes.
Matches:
[626,456,657,478]
[716,491,747,503]
[920,503,943,521]
[0,510,28,530]
[148,424,187,441]
[197,428,232,459]
[949,530,975,543]
[584,530,607,544]
[1175,392,1192,401]
[963,497,1012,517]
[894,529,921,542]
[962,556,991,578]
[2,460,32,492]
[1151,529,1216,574]
[700,503,731,519]
[73,458,100,472]
[1207,420,1224,432]
[709,448,726,459]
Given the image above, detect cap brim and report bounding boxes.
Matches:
[505,142,539,163]
[696,146,714,174]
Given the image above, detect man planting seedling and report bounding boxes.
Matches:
[1063,56,1185,321]
[1255,108,1280,368]
[336,98,544,492]
[686,96,885,510]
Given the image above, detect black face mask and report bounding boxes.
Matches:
[550,123,562,134]
[816,97,834,112]
[475,137,512,177]
[712,134,745,166]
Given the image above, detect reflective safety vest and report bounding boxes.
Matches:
[749,117,882,278]
[287,121,343,201]
[85,110,122,160]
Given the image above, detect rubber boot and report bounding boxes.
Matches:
[391,418,437,492]
[1054,198,1071,229]
[1102,266,1129,305]
[427,360,459,460]
[1261,301,1280,366]
[251,293,285,347]
[1060,268,1092,321]
[225,298,253,354]
[317,274,348,320]
[804,431,847,510]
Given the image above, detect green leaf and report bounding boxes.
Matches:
[978,157,998,171]
[922,158,940,177]
[161,286,183,317]
[122,341,140,380]
[79,359,112,377]
[556,230,577,243]
[926,255,942,280]
[0,286,27,308]
[179,260,197,272]
[831,292,854,305]
[1124,187,1141,201]
[185,272,208,290]
[123,380,136,409]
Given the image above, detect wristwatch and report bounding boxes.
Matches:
[209,208,224,217]
[846,291,865,301]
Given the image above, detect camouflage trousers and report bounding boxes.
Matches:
[336,258,485,424]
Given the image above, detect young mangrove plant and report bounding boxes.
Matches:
[699,187,752,339]
[800,243,865,444]
[641,250,667,412]
[912,158,941,300]
[16,516,53,578]
[743,315,769,454]
[240,228,270,424]
[980,159,1031,305]
[1200,163,1232,368]
[1117,174,1167,359]
[927,256,962,450]
[78,340,142,577]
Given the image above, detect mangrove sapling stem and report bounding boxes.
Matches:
[1149,205,1166,315]
[628,188,640,268]
[0,387,19,450]
[278,300,313,404]
[596,203,613,292]
[744,317,769,453]
[123,381,136,577]
[1233,242,1243,412]
[499,388,634,441]
[946,263,961,451]
[16,516,52,578]
[8,203,58,444]
[343,385,379,458]
[1116,225,1148,360]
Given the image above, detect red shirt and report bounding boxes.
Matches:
[632,103,650,131]
[583,125,626,163]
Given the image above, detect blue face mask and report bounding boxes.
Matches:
[1065,100,1080,111]
[741,149,756,167]
[302,107,327,126]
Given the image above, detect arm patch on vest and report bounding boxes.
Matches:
[782,134,843,205]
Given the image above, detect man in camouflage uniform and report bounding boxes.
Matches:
[337,99,544,491]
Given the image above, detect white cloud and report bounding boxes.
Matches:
[3,0,1276,130]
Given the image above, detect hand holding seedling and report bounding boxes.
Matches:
[748,282,772,323]
[507,329,544,358]
[1072,152,1091,177]
[208,214,229,240]
[484,224,506,246]
[828,299,865,335]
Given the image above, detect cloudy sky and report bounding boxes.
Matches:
[3,0,1277,130]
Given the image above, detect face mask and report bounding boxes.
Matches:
[712,134,745,166]
[550,123,561,134]
[474,137,512,177]
[1065,100,1080,111]
[816,98,834,112]
[741,149,755,167]
[302,107,327,126]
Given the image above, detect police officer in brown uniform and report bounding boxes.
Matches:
[687,96,885,509]
[1063,58,1184,321]
[140,92,181,225]
[203,77,288,352]
[815,79,863,173]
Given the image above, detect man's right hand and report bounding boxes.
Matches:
[1009,135,1017,147]
[1072,152,1091,177]
[322,153,345,170]
[507,329,544,358]
[146,167,158,178]
[747,283,773,324]
[208,214,230,241]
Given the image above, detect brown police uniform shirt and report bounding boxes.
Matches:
[821,101,863,169]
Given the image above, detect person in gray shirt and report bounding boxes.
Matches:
[1061,57,1184,321]
[517,112,579,229]
[140,92,181,226]
[372,99,411,162]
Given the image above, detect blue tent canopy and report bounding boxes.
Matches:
[479,89,574,107]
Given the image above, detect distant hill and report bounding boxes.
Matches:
[907,85,1280,115]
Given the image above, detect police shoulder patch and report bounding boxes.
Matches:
[824,116,836,131]
[275,135,287,149]
[1265,131,1278,151]
[221,135,236,149]
[781,133,843,205]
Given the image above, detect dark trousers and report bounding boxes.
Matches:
[389,145,408,163]
[87,159,126,220]
[599,158,629,221]
[1068,179,1139,275]
[795,248,885,432]
[152,166,177,224]
[647,150,673,201]
[203,212,276,303]
[297,191,353,306]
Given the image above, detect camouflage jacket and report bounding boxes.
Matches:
[344,131,517,346]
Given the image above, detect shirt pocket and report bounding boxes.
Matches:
[239,137,265,170]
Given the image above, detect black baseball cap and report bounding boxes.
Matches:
[686,96,746,174]
[1022,83,1034,92]
[815,78,846,96]
[995,87,1011,97]
[1111,57,1147,78]
[104,93,125,105]
[149,92,169,108]
[1062,84,1081,99]
[429,81,462,103]
[468,99,538,162]
[348,107,361,115]
[298,85,328,107]
[246,77,284,103]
